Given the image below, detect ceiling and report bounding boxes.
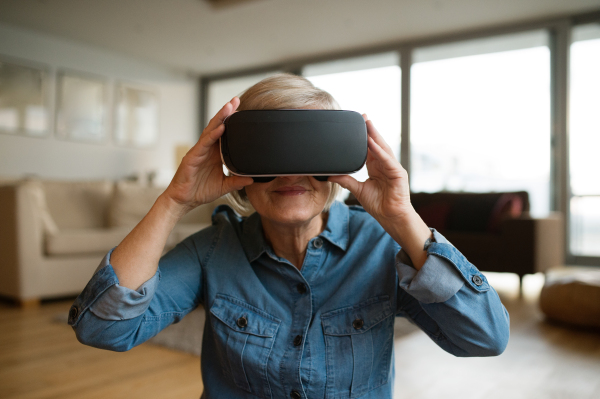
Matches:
[0,0,599,76]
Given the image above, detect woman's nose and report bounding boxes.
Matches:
[278,175,308,182]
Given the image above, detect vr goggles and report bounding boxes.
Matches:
[220,110,367,183]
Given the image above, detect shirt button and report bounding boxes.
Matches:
[313,238,323,249]
[352,318,364,329]
[472,275,483,286]
[69,306,78,320]
[293,335,303,346]
[236,316,248,328]
[296,283,307,294]
[290,390,302,399]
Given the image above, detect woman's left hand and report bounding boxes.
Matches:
[329,115,413,226]
[329,115,433,269]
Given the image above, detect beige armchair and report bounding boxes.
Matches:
[0,179,224,306]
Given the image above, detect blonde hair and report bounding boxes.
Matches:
[227,73,342,216]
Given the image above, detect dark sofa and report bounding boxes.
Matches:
[347,191,564,292]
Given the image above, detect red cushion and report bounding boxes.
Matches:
[487,193,523,233]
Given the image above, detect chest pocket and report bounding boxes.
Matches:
[210,294,281,399]
[321,295,394,399]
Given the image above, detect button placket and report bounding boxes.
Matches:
[301,238,324,283]
[276,239,319,397]
[280,276,312,398]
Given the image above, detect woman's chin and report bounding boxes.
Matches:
[246,180,331,226]
[265,195,324,224]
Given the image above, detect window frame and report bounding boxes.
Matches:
[199,9,600,266]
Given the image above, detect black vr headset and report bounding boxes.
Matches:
[220,110,367,183]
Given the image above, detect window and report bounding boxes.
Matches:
[410,31,551,217]
[303,52,401,198]
[569,23,600,257]
[202,12,600,265]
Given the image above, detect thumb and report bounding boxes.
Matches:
[328,175,362,198]
[222,175,253,194]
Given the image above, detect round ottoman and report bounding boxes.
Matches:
[539,268,600,329]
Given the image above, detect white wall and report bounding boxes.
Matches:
[0,23,198,183]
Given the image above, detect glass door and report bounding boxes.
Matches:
[569,23,600,259]
[303,52,401,197]
[410,31,551,217]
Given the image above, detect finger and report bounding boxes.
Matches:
[367,136,393,161]
[203,97,240,134]
[206,97,239,133]
[200,123,226,150]
[362,113,368,122]
[367,136,405,177]
[186,123,225,161]
[190,97,241,158]
[231,96,240,110]
[328,175,363,198]
[366,120,395,158]
[222,175,254,194]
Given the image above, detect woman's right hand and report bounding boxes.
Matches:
[162,97,254,217]
[111,99,252,289]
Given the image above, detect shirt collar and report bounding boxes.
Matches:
[319,201,349,251]
[240,212,268,263]
[240,201,350,263]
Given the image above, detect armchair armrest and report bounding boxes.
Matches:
[0,184,20,298]
[501,213,564,275]
[0,181,52,300]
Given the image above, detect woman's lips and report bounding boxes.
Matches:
[273,186,308,196]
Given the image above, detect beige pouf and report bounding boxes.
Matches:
[539,268,600,329]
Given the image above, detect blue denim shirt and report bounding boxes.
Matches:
[69,201,509,399]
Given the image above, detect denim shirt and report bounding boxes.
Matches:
[69,201,509,399]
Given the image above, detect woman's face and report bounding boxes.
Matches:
[245,176,332,226]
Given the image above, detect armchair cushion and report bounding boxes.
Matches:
[45,227,131,256]
[109,182,164,228]
[108,181,230,229]
[43,180,113,229]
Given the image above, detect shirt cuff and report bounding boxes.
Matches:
[85,248,160,321]
[396,228,465,304]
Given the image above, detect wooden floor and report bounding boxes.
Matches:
[0,273,599,399]
[0,300,203,399]
[393,273,600,399]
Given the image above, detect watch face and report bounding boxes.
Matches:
[221,109,367,177]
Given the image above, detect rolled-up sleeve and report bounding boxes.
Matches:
[396,229,465,303]
[395,229,510,357]
[88,248,160,321]
[68,237,205,352]
[67,248,159,325]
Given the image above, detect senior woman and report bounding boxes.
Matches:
[69,74,509,399]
